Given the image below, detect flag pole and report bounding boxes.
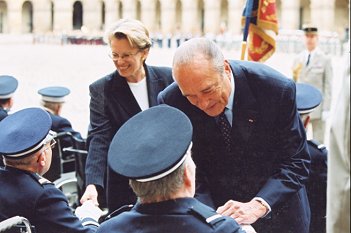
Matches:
[240,41,247,60]
[241,0,254,60]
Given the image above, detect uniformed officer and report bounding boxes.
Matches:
[292,25,333,143]
[0,75,18,122]
[97,105,255,233]
[0,107,102,233]
[296,83,328,233]
[38,86,82,140]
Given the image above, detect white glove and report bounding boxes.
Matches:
[75,200,103,222]
[241,224,257,233]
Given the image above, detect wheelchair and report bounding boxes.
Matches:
[43,132,88,209]
[0,216,35,233]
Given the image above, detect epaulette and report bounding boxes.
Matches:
[308,139,327,151]
[189,202,224,226]
[31,173,53,185]
[104,204,134,221]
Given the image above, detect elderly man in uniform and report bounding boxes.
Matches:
[97,105,255,233]
[0,107,102,233]
[296,83,328,233]
[292,25,333,143]
[0,75,18,122]
[38,86,82,140]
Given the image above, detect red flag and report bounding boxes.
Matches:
[243,0,279,62]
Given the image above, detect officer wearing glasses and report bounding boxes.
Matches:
[0,108,102,233]
[82,18,173,212]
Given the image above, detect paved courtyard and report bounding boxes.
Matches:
[0,35,346,140]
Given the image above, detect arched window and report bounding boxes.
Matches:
[22,1,33,33]
[101,1,105,30]
[73,1,83,30]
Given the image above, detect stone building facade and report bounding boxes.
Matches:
[0,0,349,38]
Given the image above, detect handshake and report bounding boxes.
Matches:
[75,200,104,223]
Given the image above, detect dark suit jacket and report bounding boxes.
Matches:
[0,107,7,122]
[158,60,311,233]
[97,198,245,233]
[0,166,97,233]
[0,107,8,166]
[85,64,173,211]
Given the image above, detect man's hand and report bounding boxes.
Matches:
[217,199,267,225]
[80,184,99,206]
[75,200,103,222]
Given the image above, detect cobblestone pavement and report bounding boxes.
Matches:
[0,37,345,140]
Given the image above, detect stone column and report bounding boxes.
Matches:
[181,0,199,35]
[140,0,156,32]
[280,0,300,30]
[311,0,335,32]
[122,0,136,19]
[228,0,244,35]
[160,0,176,34]
[53,0,72,32]
[33,0,52,33]
[204,0,221,34]
[84,0,102,31]
[104,0,119,29]
[6,0,22,33]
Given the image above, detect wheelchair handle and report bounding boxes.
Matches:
[0,216,32,233]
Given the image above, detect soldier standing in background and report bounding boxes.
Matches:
[292,25,333,143]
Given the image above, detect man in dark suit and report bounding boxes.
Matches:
[81,19,173,212]
[0,75,18,122]
[158,38,311,233]
[98,105,255,233]
[0,108,102,233]
[296,83,328,233]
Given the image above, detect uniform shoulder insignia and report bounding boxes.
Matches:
[189,202,224,226]
[31,173,52,185]
[308,139,326,150]
[104,204,134,221]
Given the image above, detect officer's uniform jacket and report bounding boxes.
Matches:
[293,47,333,119]
[97,198,245,233]
[0,166,97,233]
[306,140,328,233]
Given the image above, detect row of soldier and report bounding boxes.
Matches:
[0,18,349,233]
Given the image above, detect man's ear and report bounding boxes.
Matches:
[183,165,192,187]
[38,151,46,166]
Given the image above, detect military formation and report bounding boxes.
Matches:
[0,19,349,233]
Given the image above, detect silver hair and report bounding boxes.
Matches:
[172,38,225,76]
[129,155,192,203]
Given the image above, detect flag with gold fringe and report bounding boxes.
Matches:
[241,0,278,62]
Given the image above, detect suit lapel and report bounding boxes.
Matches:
[107,71,141,116]
[145,65,163,107]
[230,61,259,142]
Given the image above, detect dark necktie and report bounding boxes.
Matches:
[216,110,232,152]
[306,53,311,66]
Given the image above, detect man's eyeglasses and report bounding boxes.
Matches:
[49,139,57,149]
[43,139,56,152]
[108,50,140,61]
